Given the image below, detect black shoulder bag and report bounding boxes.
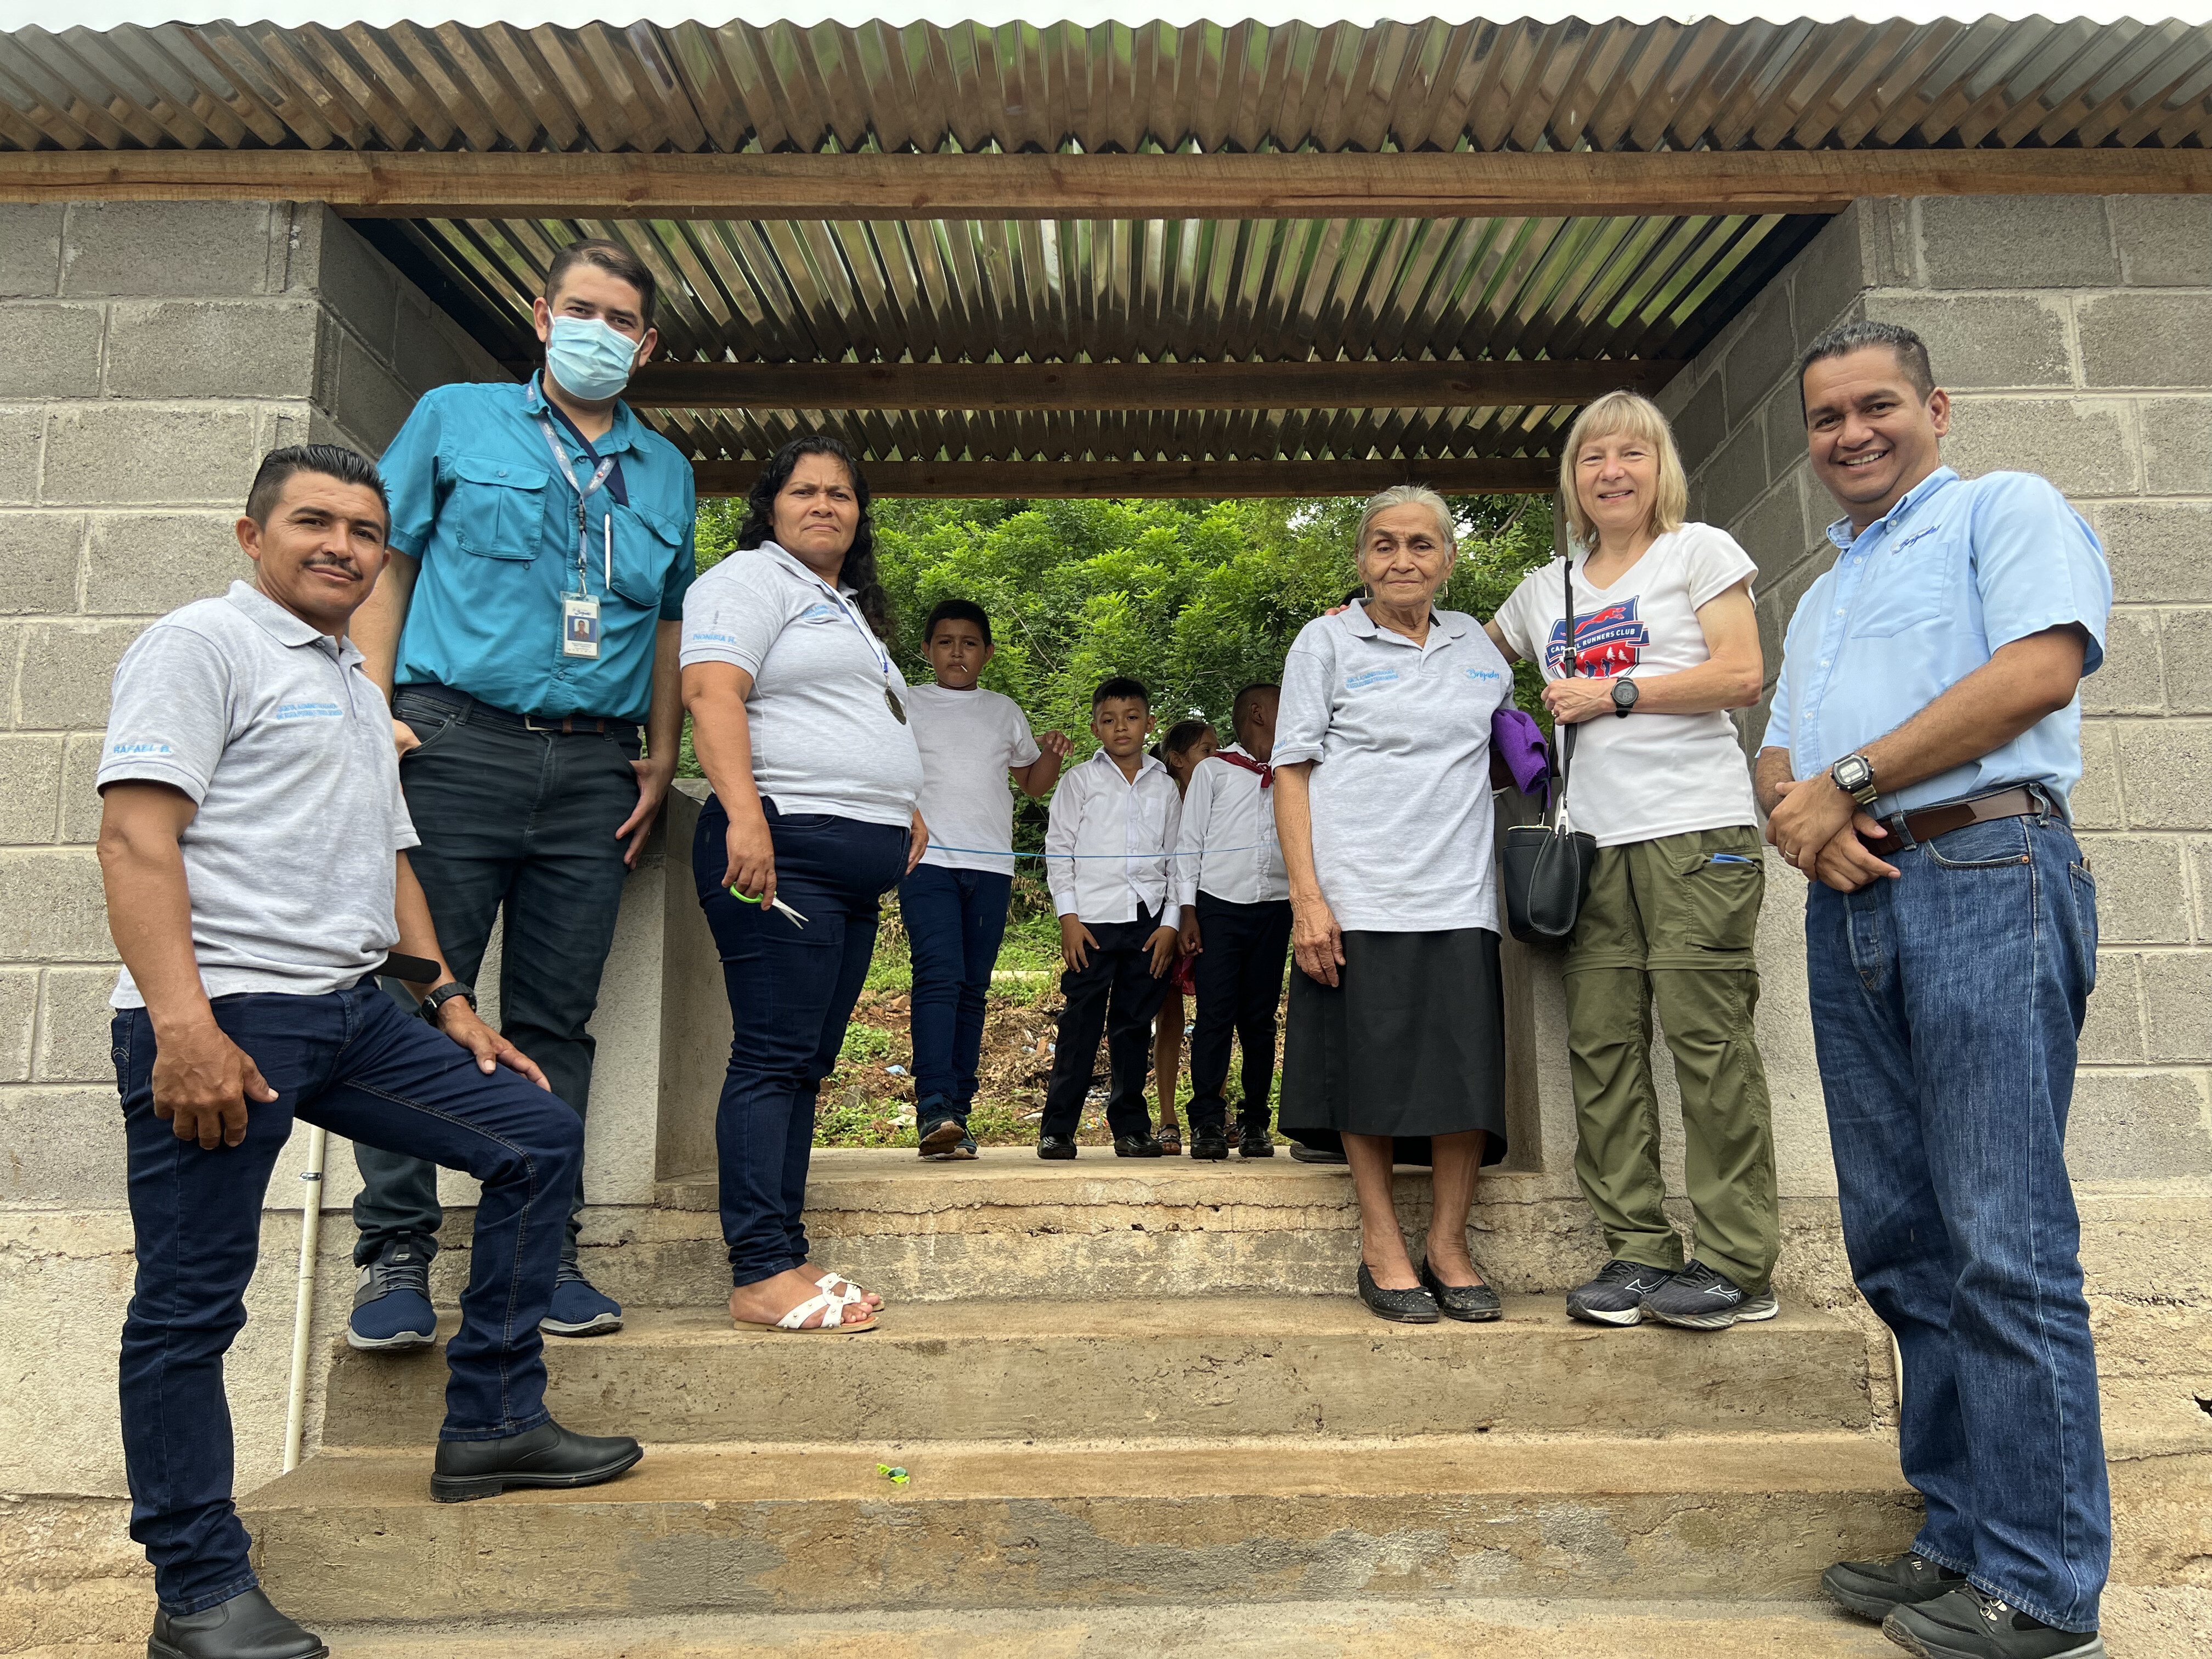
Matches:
[1501,555,1598,945]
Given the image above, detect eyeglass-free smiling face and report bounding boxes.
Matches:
[1802,345,1951,532]
[1575,430,1660,543]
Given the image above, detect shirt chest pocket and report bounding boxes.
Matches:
[1847,543,1954,639]
[449,456,549,561]
[605,503,685,610]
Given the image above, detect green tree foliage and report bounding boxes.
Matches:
[697,490,1557,755]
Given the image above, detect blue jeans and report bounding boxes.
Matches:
[1805,805,2107,1632]
[116,984,580,1615]
[353,684,642,1267]
[694,795,910,1286]
[898,863,1013,1126]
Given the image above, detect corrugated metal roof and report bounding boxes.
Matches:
[8,13,2204,477]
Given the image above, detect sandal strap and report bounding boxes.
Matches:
[776,1290,846,1330]
[816,1272,866,1306]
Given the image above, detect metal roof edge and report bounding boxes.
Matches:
[7,2,2204,32]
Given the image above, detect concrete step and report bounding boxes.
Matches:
[288,1598,1908,1657]
[614,1149,1866,1307]
[319,1297,1875,1448]
[242,1432,1920,1622]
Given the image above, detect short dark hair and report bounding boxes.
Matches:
[1798,319,1936,404]
[1092,675,1149,710]
[545,238,657,329]
[925,599,992,647]
[1231,681,1279,731]
[246,444,388,531]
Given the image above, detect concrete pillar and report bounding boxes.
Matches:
[1657,192,2212,1188]
[0,200,514,1644]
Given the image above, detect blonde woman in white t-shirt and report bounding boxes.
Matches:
[1489,390,1780,1334]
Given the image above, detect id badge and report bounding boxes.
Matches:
[561,592,602,659]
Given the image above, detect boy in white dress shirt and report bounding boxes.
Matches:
[900,599,1070,1161]
[1175,682,1292,1161]
[1038,678,1183,1159]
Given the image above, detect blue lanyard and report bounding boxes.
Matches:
[537,417,616,597]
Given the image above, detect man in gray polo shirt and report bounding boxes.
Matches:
[98,445,641,1659]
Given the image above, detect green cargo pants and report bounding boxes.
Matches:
[1561,823,1779,1294]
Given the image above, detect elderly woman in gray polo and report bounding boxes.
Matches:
[1271,485,1515,1326]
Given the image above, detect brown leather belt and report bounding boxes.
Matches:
[1864,786,2046,858]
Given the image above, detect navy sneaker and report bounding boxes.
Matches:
[347,1240,436,1352]
[918,1114,968,1160]
[1639,1258,1778,1330]
[1565,1259,1675,1327]
[540,1262,623,1337]
[1883,1587,2105,1658]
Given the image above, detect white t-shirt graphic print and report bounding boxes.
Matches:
[1493,522,1760,849]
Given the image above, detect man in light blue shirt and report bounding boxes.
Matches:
[345,239,697,1347]
[1757,320,2112,1659]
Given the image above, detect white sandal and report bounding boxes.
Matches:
[735,1288,877,1334]
[816,1272,879,1309]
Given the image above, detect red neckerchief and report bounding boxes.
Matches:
[1216,749,1273,790]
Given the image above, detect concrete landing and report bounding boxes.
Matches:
[242,1433,1920,1621]
[318,1297,1876,1447]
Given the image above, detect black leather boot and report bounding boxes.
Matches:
[149,1587,326,1659]
[430,1420,643,1503]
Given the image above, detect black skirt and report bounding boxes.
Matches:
[1279,926,1508,1165]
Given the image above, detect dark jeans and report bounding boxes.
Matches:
[353,684,640,1267]
[694,794,909,1287]
[898,863,1014,1125]
[116,985,579,1615]
[1040,909,1173,1142]
[1805,805,2107,1632]
[1187,891,1293,1133]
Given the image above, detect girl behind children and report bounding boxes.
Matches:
[1149,718,1217,1154]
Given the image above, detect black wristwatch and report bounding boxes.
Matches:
[1611,678,1639,718]
[1830,752,1880,808]
[421,981,476,1023]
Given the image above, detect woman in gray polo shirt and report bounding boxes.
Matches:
[680,435,927,1335]
[1273,485,1514,1325]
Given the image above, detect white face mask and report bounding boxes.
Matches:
[544,315,641,402]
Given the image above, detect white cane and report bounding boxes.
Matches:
[281,1124,328,1474]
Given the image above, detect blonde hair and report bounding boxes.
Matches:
[1556,390,1689,549]
[1353,484,1457,560]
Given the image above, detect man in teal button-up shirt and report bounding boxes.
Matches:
[1756,320,2112,1657]
[345,239,697,1348]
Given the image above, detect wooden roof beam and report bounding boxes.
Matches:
[691,457,1559,498]
[630,358,1678,410]
[5,148,2205,221]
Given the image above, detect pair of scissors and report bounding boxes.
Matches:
[729,887,809,929]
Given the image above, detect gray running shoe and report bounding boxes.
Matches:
[1883,1586,2105,1658]
[1640,1259,1779,1330]
[1823,1550,1970,1621]
[1564,1259,1675,1327]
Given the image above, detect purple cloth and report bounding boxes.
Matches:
[1491,706,1553,797]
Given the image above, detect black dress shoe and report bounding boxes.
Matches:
[1237,1126,1276,1158]
[150,1588,326,1659]
[430,1420,643,1503]
[1288,1142,1347,1164]
[1113,1133,1165,1157]
[1356,1262,1440,1324]
[1419,1258,1503,1322]
[1189,1126,1231,1160]
[1036,1135,1077,1160]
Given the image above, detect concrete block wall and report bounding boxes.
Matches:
[1657,192,2212,1185]
[0,200,506,1652]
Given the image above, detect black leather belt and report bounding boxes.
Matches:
[1864,785,2050,857]
[399,682,637,740]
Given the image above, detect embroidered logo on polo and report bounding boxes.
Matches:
[109,740,172,756]
[800,603,841,623]
[1344,667,1401,691]
[1465,667,1504,683]
[1891,525,1940,555]
[273,701,344,721]
[688,629,738,646]
[1545,600,1649,676]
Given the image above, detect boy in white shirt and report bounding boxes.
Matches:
[1039,678,1183,1159]
[900,600,1070,1160]
[1175,682,1292,1161]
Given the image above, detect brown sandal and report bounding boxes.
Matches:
[1155,1122,1182,1156]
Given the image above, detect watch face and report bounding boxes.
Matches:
[1835,757,1870,791]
